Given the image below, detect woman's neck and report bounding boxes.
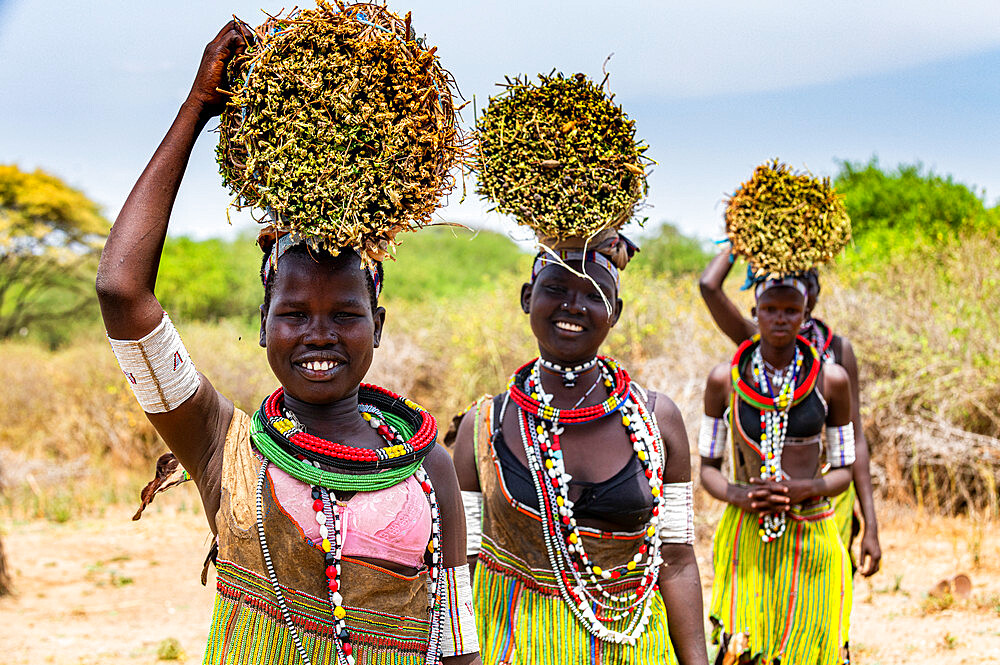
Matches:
[282,389,369,441]
[758,338,796,370]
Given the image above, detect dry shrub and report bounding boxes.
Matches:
[823,230,1000,513]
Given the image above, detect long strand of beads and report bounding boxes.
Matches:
[517,357,664,644]
[751,346,802,542]
[414,466,444,665]
[538,356,599,387]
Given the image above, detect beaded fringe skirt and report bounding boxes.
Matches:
[203,560,431,665]
[472,539,677,665]
[708,502,851,665]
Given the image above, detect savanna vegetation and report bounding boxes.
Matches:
[0,159,998,539]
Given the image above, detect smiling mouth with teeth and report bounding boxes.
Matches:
[554,321,584,332]
[300,360,339,371]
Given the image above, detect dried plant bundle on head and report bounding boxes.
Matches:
[726,159,852,277]
[216,1,467,266]
[474,71,651,241]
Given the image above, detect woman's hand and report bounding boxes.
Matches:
[731,478,791,514]
[186,21,253,119]
[859,527,882,576]
[775,477,820,506]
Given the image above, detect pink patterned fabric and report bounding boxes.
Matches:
[268,466,431,569]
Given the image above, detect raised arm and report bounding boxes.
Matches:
[653,394,709,665]
[838,337,881,575]
[698,249,757,345]
[95,23,250,523]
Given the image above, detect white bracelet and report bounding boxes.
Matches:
[825,423,856,468]
[108,313,200,414]
[698,414,727,459]
[461,490,483,557]
[658,481,694,545]
[439,565,480,656]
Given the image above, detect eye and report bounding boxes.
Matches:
[544,284,566,296]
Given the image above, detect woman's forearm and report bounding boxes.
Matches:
[659,545,708,665]
[698,250,755,345]
[851,428,878,531]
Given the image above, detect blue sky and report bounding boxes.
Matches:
[2,0,999,243]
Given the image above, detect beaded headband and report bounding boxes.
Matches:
[530,250,619,288]
[753,276,807,301]
[262,229,381,300]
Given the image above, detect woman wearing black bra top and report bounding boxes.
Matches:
[449,233,708,664]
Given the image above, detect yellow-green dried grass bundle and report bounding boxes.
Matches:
[726,160,852,276]
[217,1,466,264]
[475,72,651,240]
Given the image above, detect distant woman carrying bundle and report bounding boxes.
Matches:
[96,6,478,664]
[700,162,855,664]
[450,72,708,664]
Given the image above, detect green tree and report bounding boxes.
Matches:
[0,165,109,339]
[632,222,710,276]
[835,158,993,241]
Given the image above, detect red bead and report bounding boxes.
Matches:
[644,469,652,479]
[639,545,648,554]
[611,571,620,579]
[551,477,559,487]
[313,499,324,512]
[328,578,338,591]
[652,507,659,516]
[421,482,432,493]
[342,643,352,656]
[562,516,570,525]
[326,566,337,580]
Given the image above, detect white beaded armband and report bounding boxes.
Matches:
[108,313,199,414]
[439,565,480,657]
[658,481,694,545]
[825,423,856,468]
[698,415,727,459]
[462,491,483,557]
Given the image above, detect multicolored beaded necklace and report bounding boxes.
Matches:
[507,356,665,644]
[731,335,820,542]
[250,385,444,665]
[801,317,834,364]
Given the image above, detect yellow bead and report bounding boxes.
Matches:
[531,392,538,400]
[556,496,564,506]
[646,526,656,537]
[536,425,544,435]
[592,566,602,575]
[622,416,631,427]
[604,379,613,388]
[427,541,435,552]
[627,560,637,571]
[637,451,647,462]
[362,412,372,421]
[545,459,554,469]
[322,539,331,553]
[334,606,347,620]
[569,533,579,544]
[651,486,660,497]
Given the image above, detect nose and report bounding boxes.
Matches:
[561,291,589,314]
[303,317,339,346]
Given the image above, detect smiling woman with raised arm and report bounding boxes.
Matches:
[448,72,707,665]
[96,11,478,665]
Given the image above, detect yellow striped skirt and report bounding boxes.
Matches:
[473,541,677,665]
[708,501,851,665]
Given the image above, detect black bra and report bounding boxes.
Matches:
[492,396,655,530]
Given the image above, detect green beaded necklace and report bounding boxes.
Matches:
[250,411,422,491]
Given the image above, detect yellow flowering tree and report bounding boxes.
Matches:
[0,164,109,340]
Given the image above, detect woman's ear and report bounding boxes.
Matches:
[372,306,386,348]
[259,305,267,348]
[610,297,624,326]
[520,283,532,314]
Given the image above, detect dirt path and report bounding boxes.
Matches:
[2,494,998,664]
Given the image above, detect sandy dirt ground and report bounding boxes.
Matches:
[2,493,999,664]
